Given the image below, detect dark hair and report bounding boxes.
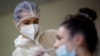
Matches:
[61,8,98,54]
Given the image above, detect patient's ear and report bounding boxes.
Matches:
[74,33,84,47]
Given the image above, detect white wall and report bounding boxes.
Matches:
[0,0,100,56]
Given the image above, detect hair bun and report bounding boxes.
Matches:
[79,7,97,21]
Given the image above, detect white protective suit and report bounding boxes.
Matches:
[12,28,57,56]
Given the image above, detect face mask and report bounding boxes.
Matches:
[56,45,76,56]
[20,24,39,40]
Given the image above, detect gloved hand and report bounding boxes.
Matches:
[14,35,34,48]
[29,46,45,56]
[13,35,46,56]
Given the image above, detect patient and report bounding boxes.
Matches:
[54,7,98,56]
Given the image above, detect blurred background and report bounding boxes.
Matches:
[0,0,100,56]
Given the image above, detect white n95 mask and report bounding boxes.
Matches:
[20,24,39,40]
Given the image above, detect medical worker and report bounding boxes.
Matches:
[12,1,57,56]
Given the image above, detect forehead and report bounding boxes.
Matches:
[58,26,70,37]
[20,11,38,21]
[20,11,32,21]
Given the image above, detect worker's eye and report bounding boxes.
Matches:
[33,21,38,24]
[32,19,39,24]
[23,21,30,25]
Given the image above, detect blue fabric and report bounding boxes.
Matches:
[56,45,76,56]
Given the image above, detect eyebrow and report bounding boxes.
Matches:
[20,19,29,21]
